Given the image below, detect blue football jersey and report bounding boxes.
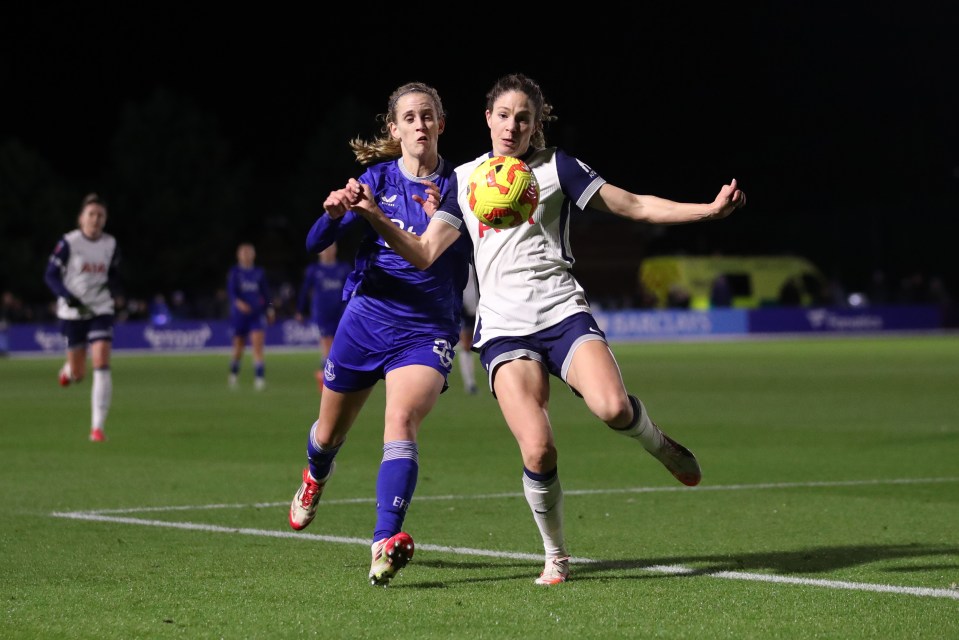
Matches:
[299,261,352,325]
[227,265,271,317]
[306,157,471,335]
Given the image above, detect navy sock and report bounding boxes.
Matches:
[373,441,418,542]
[523,466,558,482]
[306,422,340,481]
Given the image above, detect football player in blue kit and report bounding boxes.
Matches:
[226,242,274,391]
[341,73,747,585]
[287,82,472,587]
[295,243,352,392]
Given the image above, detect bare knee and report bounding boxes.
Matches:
[587,391,632,427]
[522,442,558,474]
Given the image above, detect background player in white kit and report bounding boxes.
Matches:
[341,73,747,585]
[44,193,122,443]
[458,263,479,395]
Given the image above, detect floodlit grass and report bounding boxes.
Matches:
[1,335,958,639]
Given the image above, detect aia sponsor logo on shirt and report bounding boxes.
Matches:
[80,262,107,274]
[476,215,536,239]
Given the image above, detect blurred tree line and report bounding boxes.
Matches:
[0,88,371,317]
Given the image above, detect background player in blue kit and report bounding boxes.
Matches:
[295,243,351,393]
[342,73,747,586]
[227,242,274,391]
[44,193,122,443]
[287,82,472,586]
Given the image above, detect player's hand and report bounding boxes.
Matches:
[344,180,383,220]
[412,181,442,217]
[323,185,358,219]
[709,178,747,220]
[66,295,92,315]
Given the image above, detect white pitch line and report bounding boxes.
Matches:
[50,476,959,601]
[72,476,959,514]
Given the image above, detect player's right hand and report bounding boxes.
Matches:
[66,295,92,315]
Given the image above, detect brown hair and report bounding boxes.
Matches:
[80,192,107,212]
[485,73,556,150]
[349,82,446,165]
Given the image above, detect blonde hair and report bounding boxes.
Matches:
[349,82,446,165]
[485,73,556,150]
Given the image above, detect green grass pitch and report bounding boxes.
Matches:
[1,335,957,638]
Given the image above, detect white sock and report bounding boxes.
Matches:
[615,395,665,454]
[523,472,566,558]
[91,368,112,431]
[62,361,73,381]
[458,349,476,390]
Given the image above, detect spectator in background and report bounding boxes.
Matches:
[1,290,34,323]
[778,277,802,306]
[43,192,121,443]
[227,242,275,391]
[169,290,192,320]
[149,293,172,326]
[296,242,352,393]
[667,283,692,309]
[709,274,732,308]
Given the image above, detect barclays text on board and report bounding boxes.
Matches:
[0,306,943,355]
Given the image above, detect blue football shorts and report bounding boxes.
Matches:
[323,309,456,394]
[230,312,265,338]
[313,312,343,339]
[478,311,607,398]
[60,315,115,348]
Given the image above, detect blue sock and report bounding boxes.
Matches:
[254,363,265,379]
[373,441,418,542]
[306,422,340,481]
[229,360,240,375]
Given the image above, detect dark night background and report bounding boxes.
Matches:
[2,3,957,320]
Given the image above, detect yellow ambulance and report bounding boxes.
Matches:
[639,255,828,310]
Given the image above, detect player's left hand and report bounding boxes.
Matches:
[710,178,747,219]
[412,181,442,217]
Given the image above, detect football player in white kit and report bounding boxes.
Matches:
[341,73,746,585]
[44,193,121,443]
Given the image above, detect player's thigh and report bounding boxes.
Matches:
[383,365,446,441]
[493,358,554,451]
[566,340,629,419]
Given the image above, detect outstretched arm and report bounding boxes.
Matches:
[589,178,747,224]
[339,179,460,270]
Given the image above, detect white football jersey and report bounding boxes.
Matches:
[434,148,606,348]
[51,229,119,320]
